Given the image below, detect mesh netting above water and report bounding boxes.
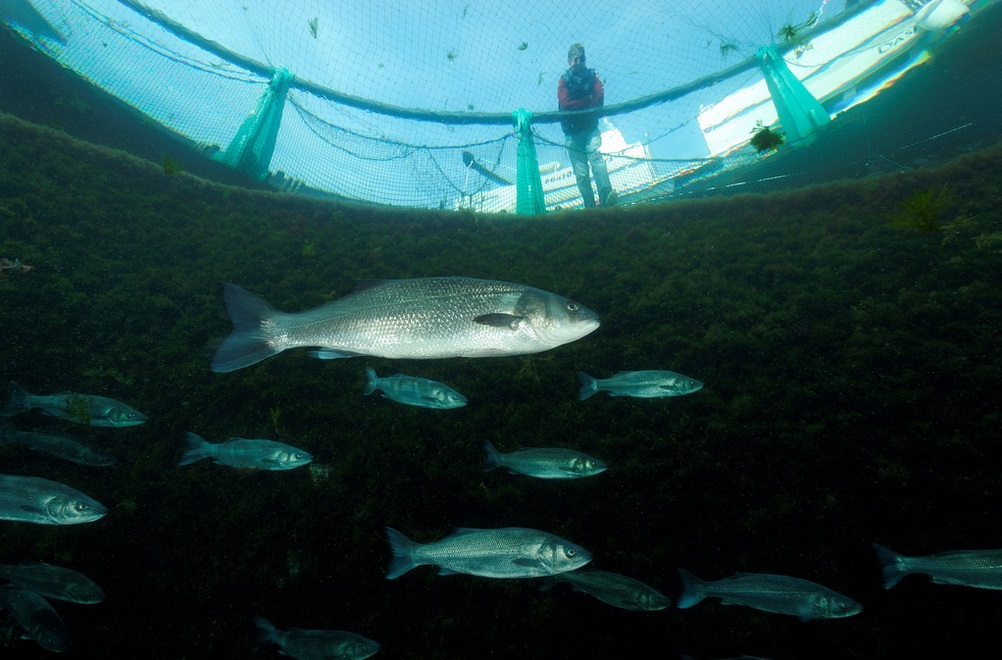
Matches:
[3,0,997,212]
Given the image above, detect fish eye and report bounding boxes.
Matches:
[566,302,578,311]
[566,547,576,557]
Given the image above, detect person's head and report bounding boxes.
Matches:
[567,43,586,71]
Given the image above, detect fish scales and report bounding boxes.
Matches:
[416,529,541,576]
[875,544,1002,590]
[386,527,591,579]
[677,570,861,620]
[212,278,599,372]
[278,280,525,356]
[0,474,106,525]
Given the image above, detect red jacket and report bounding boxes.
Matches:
[558,68,604,135]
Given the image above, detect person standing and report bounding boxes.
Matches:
[558,43,617,208]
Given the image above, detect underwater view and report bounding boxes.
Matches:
[2,115,1002,658]
[3,6,1002,660]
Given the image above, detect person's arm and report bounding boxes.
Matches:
[557,77,573,110]
[591,75,604,107]
[558,74,604,110]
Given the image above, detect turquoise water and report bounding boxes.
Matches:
[2,8,1002,658]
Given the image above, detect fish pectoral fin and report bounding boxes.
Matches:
[474,313,524,330]
[18,504,45,514]
[438,568,460,576]
[511,558,544,569]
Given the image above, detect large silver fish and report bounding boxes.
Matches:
[255,617,381,660]
[544,568,671,610]
[385,527,591,580]
[3,382,147,427]
[364,367,467,409]
[874,543,1002,590]
[1,427,117,467]
[211,278,600,372]
[483,440,606,479]
[0,585,67,652]
[0,474,107,525]
[178,432,312,471]
[578,370,703,400]
[676,569,862,621]
[0,563,105,604]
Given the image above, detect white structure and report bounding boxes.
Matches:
[697,0,971,157]
[459,123,661,213]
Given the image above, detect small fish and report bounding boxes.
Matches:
[1,426,117,466]
[0,562,105,604]
[0,585,67,652]
[874,543,1002,590]
[385,526,591,580]
[3,381,147,427]
[0,473,107,525]
[364,367,467,409]
[255,616,381,660]
[543,568,671,610]
[676,569,862,621]
[483,440,606,479]
[210,278,599,372]
[178,432,313,471]
[578,370,703,400]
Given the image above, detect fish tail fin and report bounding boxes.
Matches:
[385,527,420,579]
[363,367,379,396]
[2,382,29,417]
[178,432,210,466]
[675,568,706,609]
[577,372,599,400]
[483,440,502,472]
[253,616,278,647]
[211,283,282,373]
[873,543,909,589]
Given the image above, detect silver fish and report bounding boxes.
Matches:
[178,432,313,471]
[364,367,467,409]
[1,428,117,466]
[0,473,107,525]
[0,562,105,604]
[544,568,671,610]
[874,543,1002,590]
[255,616,381,660]
[2,381,147,427]
[385,526,591,579]
[0,585,67,652]
[211,278,600,372]
[676,569,862,621]
[483,440,606,479]
[578,370,703,400]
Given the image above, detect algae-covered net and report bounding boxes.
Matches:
[2,0,996,212]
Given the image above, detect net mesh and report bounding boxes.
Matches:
[3,0,996,212]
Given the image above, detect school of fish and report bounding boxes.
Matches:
[2,274,998,655]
